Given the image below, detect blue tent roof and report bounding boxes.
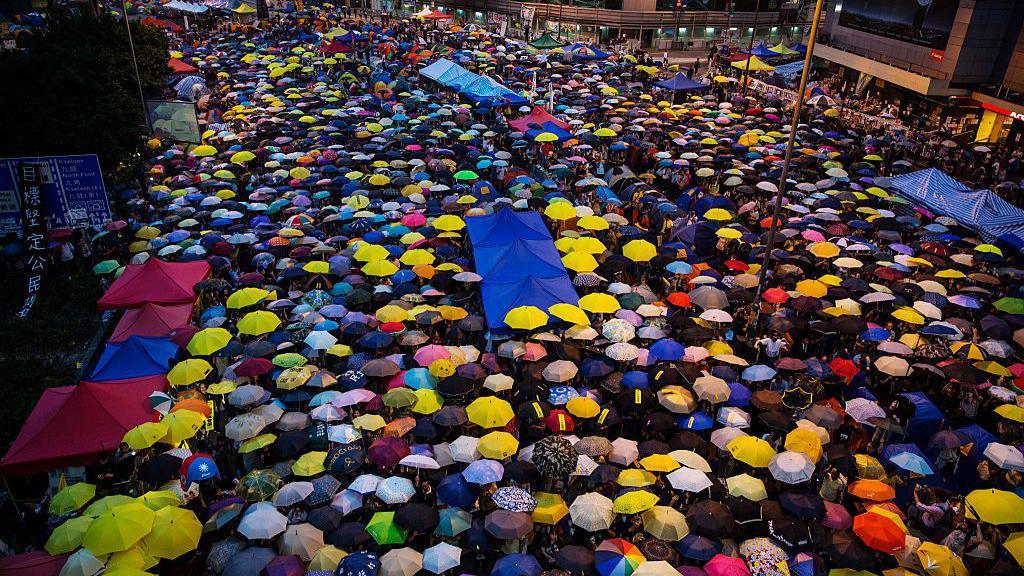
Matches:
[772,61,805,77]
[88,336,179,381]
[525,122,573,142]
[745,42,778,58]
[420,58,526,107]
[566,43,610,61]
[889,168,1024,254]
[655,72,708,92]
[466,208,578,330]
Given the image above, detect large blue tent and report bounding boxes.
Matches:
[466,208,578,331]
[744,42,779,58]
[889,168,1024,253]
[419,58,527,106]
[88,336,179,381]
[655,72,708,92]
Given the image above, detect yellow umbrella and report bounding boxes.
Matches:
[376,304,410,323]
[623,239,657,262]
[917,542,968,576]
[617,469,657,487]
[191,145,217,157]
[412,389,444,414]
[726,436,776,468]
[186,327,232,356]
[996,403,1024,423]
[399,249,435,266]
[292,451,328,477]
[594,128,617,137]
[354,243,391,262]
[784,429,822,463]
[237,311,282,336]
[532,493,570,525]
[303,261,331,275]
[854,454,887,480]
[45,516,94,555]
[166,359,212,386]
[1003,532,1024,567]
[534,132,559,142]
[808,242,840,258]
[240,433,277,454]
[226,287,269,309]
[726,473,768,501]
[160,410,205,445]
[641,506,689,541]
[142,507,201,559]
[548,303,590,326]
[83,503,155,556]
[577,216,610,230]
[362,260,399,277]
[795,279,828,298]
[566,396,600,418]
[562,251,599,272]
[965,489,1024,524]
[578,293,621,314]
[50,482,96,515]
[572,237,608,254]
[466,396,514,428]
[544,202,577,221]
[974,360,1012,377]
[477,431,519,459]
[107,547,157,571]
[891,307,925,325]
[310,546,348,571]
[84,494,135,517]
[703,208,733,221]
[433,215,466,231]
[352,414,387,431]
[367,174,390,186]
[135,490,181,511]
[230,151,255,164]
[639,454,680,473]
[612,490,659,514]
[503,305,549,330]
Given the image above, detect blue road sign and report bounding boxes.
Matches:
[0,154,111,235]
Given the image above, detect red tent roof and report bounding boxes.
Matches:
[423,10,452,19]
[0,553,68,576]
[97,258,210,310]
[508,106,571,133]
[0,376,167,475]
[109,302,194,342]
[167,56,197,74]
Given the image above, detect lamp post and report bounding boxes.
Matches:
[119,0,150,128]
[739,0,761,94]
[753,0,826,328]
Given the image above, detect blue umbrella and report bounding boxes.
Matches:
[888,451,934,476]
[675,534,722,562]
[741,365,777,382]
[859,327,892,341]
[435,507,472,537]
[437,474,478,508]
[337,552,380,576]
[649,339,685,362]
[676,412,713,431]
[491,554,542,576]
[462,459,504,484]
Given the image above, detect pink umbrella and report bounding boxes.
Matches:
[414,344,451,367]
[402,213,427,227]
[704,554,751,576]
[801,230,825,242]
[821,499,853,529]
[522,343,548,362]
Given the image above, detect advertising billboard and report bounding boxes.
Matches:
[838,0,961,50]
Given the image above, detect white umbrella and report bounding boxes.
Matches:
[304,330,338,350]
[399,454,440,469]
[699,309,733,323]
[693,373,730,403]
[375,476,416,504]
[347,474,384,495]
[768,451,816,484]
[669,449,712,472]
[225,413,267,441]
[238,502,287,540]
[449,436,482,463]
[667,467,713,492]
[423,542,462,574]
[569,492,614,531]
[542,360,579,383]
[845,398,886,424]
[272,482,314,507]
[608,437,639,465]
[711,427,748,450]
[983,442,1024,471]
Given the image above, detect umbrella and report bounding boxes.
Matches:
[570,493,614,531]
[595,539,646,576]
[82,503,155,556]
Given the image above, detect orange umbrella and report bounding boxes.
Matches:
[853,507,907,553]
[170,398,212,418]
[847,479,895,501]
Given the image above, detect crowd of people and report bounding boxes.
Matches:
[13,5,1024,576]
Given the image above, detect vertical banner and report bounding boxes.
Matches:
[18,162,47,318]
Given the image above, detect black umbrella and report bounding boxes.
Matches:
[327,522,372,548]
[394,503,439,532]
[139,453,183,485]
[821,531,878,569]
[503,460,541,486]
[554,545,594,574]
[306,506,343,532]
[766,518,812,550]
[778,491,826,519]
[685,500,735,538]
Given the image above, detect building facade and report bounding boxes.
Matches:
[816,0,1024,148]
[385,0,810,50]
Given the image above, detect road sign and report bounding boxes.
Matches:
[0,155,110,235]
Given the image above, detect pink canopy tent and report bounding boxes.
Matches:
[97,258,210,309]
[508,106,571,133]
[109,302,194,342]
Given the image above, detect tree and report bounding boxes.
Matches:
[0,10,169,177]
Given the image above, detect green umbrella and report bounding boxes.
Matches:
[994,297,1024,314]
[366,511,408,545]
[238,469,282,502]
[434,508,471,537]
[272,352,308,368]
[92,260,120,275]
[453,170,479,181]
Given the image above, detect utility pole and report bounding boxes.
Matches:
[740,0,761,93]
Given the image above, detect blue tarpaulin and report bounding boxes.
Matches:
[889,168,1024,253]
[419,58,527,106]
[900,391,944,442]
[655,73,708,92]
[772,61,805,77]
[744,43,778,58]
[525,122,573,142]
[467,208,578,331]
[88,336,179,382]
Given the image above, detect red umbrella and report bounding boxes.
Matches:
[235,358,273,378]
[367,437,410,467]
[545,409,575,433]
[761,287,789,304]
[829,358,859,380]
[667,292,692,308]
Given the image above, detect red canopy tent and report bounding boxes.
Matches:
[109,302,194,342]
[167,56,197,74]
[0,553,68,576]
[422,10,452,19]
[508,106,571,133]
[320,40,354,54]
[97,258,210,310]
[0,376,167,475]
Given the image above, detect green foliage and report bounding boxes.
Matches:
[0,270,102,447]
[0,10,169,175]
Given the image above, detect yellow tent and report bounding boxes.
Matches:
[730,56,775,72]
